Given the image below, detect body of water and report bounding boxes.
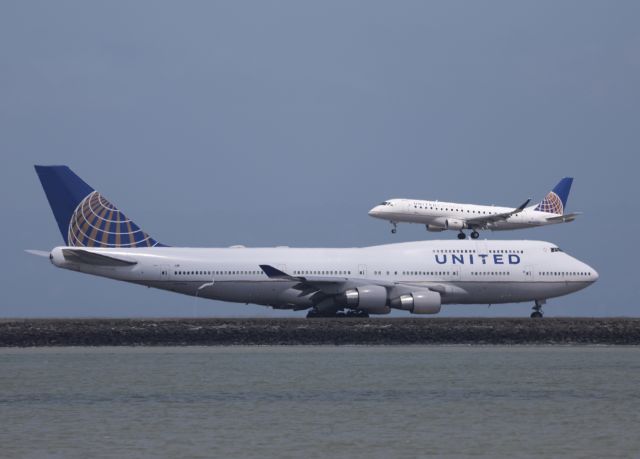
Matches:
[1,346,639,458]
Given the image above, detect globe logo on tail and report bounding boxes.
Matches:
[534,191,564,215]
[68,191,158,247]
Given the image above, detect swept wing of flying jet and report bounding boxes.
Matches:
[369,178,580,239]
[28,166,597,318]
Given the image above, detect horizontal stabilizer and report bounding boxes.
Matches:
[62,249,137,266]
[546,212,581,223]
[25,249,50,258]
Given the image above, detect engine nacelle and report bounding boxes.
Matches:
[445,218,465,230]
[390,290,441,314]
[341,285,390,314]
[426,225,445,232]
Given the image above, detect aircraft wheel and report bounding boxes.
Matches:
[471,231,479,239]
[457,232,466,240]
[391,228,397,234]
[530,311,543,319]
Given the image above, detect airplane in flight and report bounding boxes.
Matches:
[28,166,597,318]
[368,178,580,239]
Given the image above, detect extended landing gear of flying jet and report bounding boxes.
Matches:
[530,300,545,318]
[390,222,397,234]
[455,230,480,240]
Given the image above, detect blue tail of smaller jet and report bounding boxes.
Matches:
[34,165,163,248]
[534,177,573,214]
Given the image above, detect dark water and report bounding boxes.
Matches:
[1,346,639,458]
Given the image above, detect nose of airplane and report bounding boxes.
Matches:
[582,262,599,283]
[368,206,381,217]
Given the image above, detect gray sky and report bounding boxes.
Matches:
[1,1,638,317]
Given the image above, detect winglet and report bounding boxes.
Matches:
[259,264,298,281]
[515,198,531,212]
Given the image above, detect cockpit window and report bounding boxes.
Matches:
[551,247,562,252]
[379,201,392,206]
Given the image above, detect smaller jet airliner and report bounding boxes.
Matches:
[369,178,580,239]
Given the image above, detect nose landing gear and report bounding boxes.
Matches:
[530,299,545,318]
[390,221,397,234]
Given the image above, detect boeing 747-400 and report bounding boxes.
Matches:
[28,167,596,318]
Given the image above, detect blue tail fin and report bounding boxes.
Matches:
[34,165,163,247]
[534,177,573,214]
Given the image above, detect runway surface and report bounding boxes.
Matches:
[1,318,639,346]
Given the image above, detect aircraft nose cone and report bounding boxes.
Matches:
[368,206,380,217]
[591,269,599,282]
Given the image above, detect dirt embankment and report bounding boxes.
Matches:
[1,318,639,346]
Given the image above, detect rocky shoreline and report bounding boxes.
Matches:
[1,318,639,346]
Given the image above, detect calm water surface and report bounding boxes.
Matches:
[1,346,639,458]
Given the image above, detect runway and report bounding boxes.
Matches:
[1,318,639,346]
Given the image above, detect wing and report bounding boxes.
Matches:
[464,198,531,229]
[259,265,458,310]
[259,264,394,296]
[61,248,137,266]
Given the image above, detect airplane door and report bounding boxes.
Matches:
[151,263,171,280]
[358,264,367,276]
[411,201,418,215]
[523,265,535,281]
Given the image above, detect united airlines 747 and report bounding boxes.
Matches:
[28,166,597,318]
[369,178,580,239]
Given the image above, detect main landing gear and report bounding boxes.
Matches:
[306,309,370,318]
[457,230,481,240]
[530,300,545,318]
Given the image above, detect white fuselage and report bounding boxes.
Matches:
[49,240,597,314]
[369,199,563,231]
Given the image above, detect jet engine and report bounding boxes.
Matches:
[390,290,441,314]
[340,285,390,314]
[445,218,465,230]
